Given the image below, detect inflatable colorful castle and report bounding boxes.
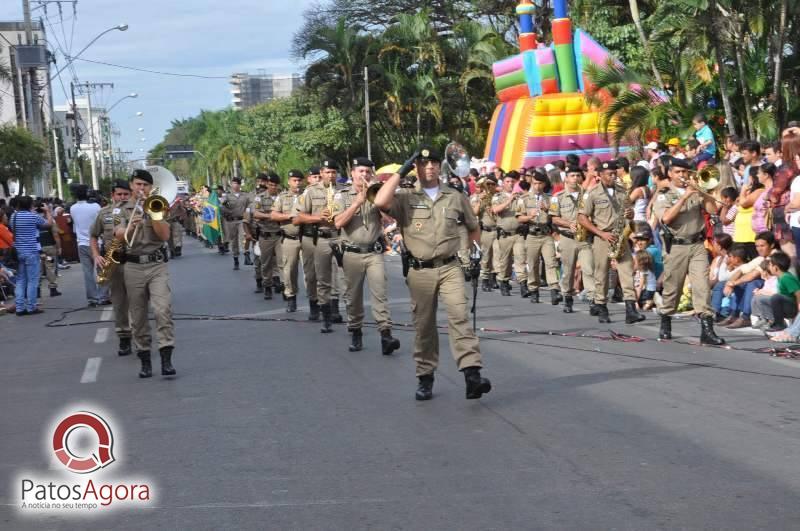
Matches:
[484,0,630,170]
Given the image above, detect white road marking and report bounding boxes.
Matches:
[80,357,102,383]
[101,308,113,321]
[94,327,110,343]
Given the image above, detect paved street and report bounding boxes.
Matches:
[3,237,800,530]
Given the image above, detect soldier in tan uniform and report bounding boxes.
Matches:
[245,174,267,294]
[252,173,284,300]
[113,170,176,379]
[167,196,187,258]
[90,179,132,356]
[373,146,492,401]
[517,171,561,304]
[470,175,499,292]
[273,170,312,313]
[551,166,595,313]
[577,160,645,324]
[332,157,400,355]
[652,157,724,345]
[295,159,341,332]
[492,172,527,297]
[221,177,250,270]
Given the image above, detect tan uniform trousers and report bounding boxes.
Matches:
[124,261,174,351]
[458,226,470,267]
[258,235,281,287]
[659,242,711,317]
[223,219,245,256]
[305,236,335,304]
[39,245,58,289]
[282,237,306,298]
[558,236,595,299]
[479,230,496,279]
[525,235,560,290]
[408,262,483,377]
[592,238,635,304]
[331,250,345,299]
[342,251,391,332]
[169,221,183,249]
[300,238,319,300]
[496,234,527,284]
[109,265,131,339]
[253,252,262,281]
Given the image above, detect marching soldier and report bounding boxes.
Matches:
[295,160,340,331]
[470,175,499,291]
[247,174,269,294]
[577,160,645,324]
[653,157,725,345]
[332,157,400,355]
[90,179,132,356]
[492,172,528,297]
[252,172,284,300]
[373,146,491,401]
[517,172,561,304]
[273,170,312,313]
[220,177,250,270]
[551,166,596,313]
[113,170,176,379]
[167,196,187,258]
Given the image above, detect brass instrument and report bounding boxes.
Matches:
[96,218,123,285]
[575,191,588,242]
[608,183,633,260]
[124,166,179,246]
[443,141,471,180]
[366,182,383,203]
[324,182,336,223]
[686,166,720,192]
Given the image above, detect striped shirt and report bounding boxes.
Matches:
[11,211,47,255]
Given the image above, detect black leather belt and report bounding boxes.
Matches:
[259,231,281,238]
[343,241,383,254]
[496,229,515,238]
[125,248,167,264]
[282,233,300,240]
[672,232,706,245]
[528,226,551,236]
[560,231,575,239]
[225,216,243,221]
[408,255,457,269]
[481,226,495,232]
[318,230,336,239]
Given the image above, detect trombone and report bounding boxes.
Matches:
[681,166,724,205]
[123,166,178,246]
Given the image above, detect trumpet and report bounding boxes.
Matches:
[324,182,336,223]
[365,182,383,203]
[685,166,720,192]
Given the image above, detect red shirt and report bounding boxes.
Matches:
[0,224,13,249]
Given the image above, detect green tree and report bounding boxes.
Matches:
[0,125,47,196]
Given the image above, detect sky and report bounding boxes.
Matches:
[0,0,314,160]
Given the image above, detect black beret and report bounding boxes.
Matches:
[308,166,320,175]
[416,145,442,162]
[506,170,521,180]
[600,160,618,171]
[288,169,304,179]
[130,169,153,184]
[352,157,375,168]
[566,165,584,176]
[267,173,281,184]
[256,172,270,181]
[531,171,549,183]
[321,159,339,170]
[670,157,691,169]
[231,177,242,183]
[485,175,498,184]
[112,179,131,191]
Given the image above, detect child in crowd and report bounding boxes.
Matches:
[633,251,657,310]
[750,259,778,329]
[762,252,800,334]
[719,187,738,236]
[710,234,735,321]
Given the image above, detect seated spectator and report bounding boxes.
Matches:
[721,232,779,328]
[762,252,800,333]
[710,234,736,321]
[633,251,656,310]
[691,113,717,167]
[750,259,778,329]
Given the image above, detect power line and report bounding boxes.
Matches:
[74,57,230,79]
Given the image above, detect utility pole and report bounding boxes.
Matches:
[364,66,371,161]
[76,81,114,189]
[70,81,83,184]
[52,128,63,199]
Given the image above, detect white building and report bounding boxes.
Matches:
[229,72,303,109]
[53,97,108,183]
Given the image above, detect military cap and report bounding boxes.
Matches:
[321,159,339,170]
[484,175,498,184]
[308,166,320,175]
[352,157,375,168]
[600,160,618,171]
[130,169,153,184]
[506,170,521,180]
[288,169,304,179]
[231,177,242,183]
[670,157,692,169]
[112,179,131,191]
[256,172,270,181]
[416,145,442,162]
[566,165,584,176]
[267,173,281,184]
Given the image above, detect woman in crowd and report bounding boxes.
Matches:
[734,166,763,259]
[628,166,651,223]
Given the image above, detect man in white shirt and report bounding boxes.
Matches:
[70,185,106,306]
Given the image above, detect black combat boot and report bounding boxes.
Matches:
[263,285,273,300]
[700,315,726,346]
[611,285,623,303]
[244,251,253,266]
[463,366,492,399]
[491,273,500,290]
[529,289,540,303]
[224,242,231,254]
[286,296,297,313]
[253,279,263,293]
[174,246,182,257]
[481,277,491,292]
[218,244,226,255]
[380,329,400,355]
[499,281,511,296]
[169,247,176,259]
[518,283,528,298]
[320,302,333,333]
[233,257,240,270]
[563,295,574,314]
[348,329,363,352]
[589,301,601,316]
[597,304,611,323]
[308,300,320,321]
[137,351,152,379]
[118,337,132,357]
[659,314,672,340]
[330,298,343,323]
[625,300,646,324]
[551,289,563,305]
[415,374,434,401]
[273,276,284,293]
[159,347,176,376]
[50,287,62,297]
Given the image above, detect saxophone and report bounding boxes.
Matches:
[96,218,124,285]
[575,191,588,242]
[608,183,633,260]
[325,183,336,223]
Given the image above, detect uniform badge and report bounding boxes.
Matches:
[658,194,666,201]
[112,207,121,215]
[334,192,342,200]
[414,221,423,232]
[421,149,430,158]
[583,193,589,200]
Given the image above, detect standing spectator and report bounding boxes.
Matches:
[0,208,13,258]
[466,168,478,196]
[751,163,777,234]
[70,184,106,307]
[628,166,651,223]
[764,141,782,167]
[35,200,62,298]
[719,187,738,236]
[10,196,53,315]
[734,167,763,259]
[739,141,762,189]
[692,114,717,166]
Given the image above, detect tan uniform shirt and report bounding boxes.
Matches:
[469,194,497,229]
[90,203,123,243]
[652,186,707,237]
[551,189,583,224]
[332,187,382,245]
[295,182,336,230]
[273,190,301,237]
[580,183,625,232]
[221,191,250,220]
[251,191,281,233]
[384,187,478,261]
[117,199,165,255]
[521,192,552,225]
[493,191,524,232]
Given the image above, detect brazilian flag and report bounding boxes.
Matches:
[202,191,221,244]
